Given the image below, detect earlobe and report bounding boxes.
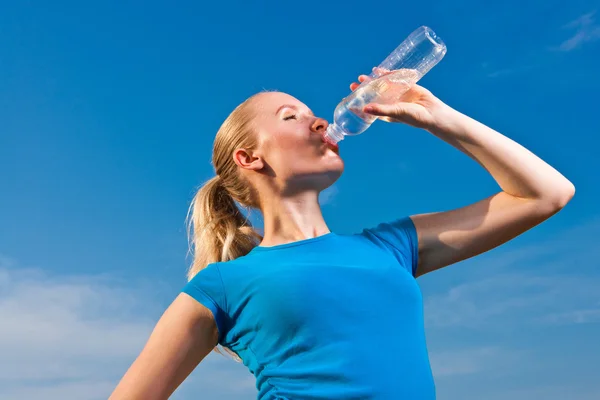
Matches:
[233,148,264,171]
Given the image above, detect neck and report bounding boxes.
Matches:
[259,190,330,247]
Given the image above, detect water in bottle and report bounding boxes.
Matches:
[324,26,447,145]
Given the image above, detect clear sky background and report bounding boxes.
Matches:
[1,0,599,399]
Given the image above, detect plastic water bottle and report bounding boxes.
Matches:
[324,26,447,145]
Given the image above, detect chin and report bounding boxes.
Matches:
[287,168,343,194]
[320,165,344,189]
[326,156,344,177]
[285,157,344,193]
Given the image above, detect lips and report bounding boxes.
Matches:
[321,132,339,153]
[328,142,340,154]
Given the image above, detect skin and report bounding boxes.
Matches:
[109,73,575,399]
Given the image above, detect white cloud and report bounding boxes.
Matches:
[0,381,117,400]
[0,256,256,400]
[555,10,600,51]
[0,265,153,384]
[3,218,599,399]
[173,352,255,400]
[467,384,600,400]
[424,272,600,330]
[421,219,600,398]
[539,307,600,325]
[424,218,600,331]
[430,346,519,377]
[486,65,537,79]
[319,183,339,206]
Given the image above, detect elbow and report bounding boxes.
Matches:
[541,180,575,213]
[554,180,576,209]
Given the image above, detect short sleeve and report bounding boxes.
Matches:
[182,263,228,342]
[361,216,420,276]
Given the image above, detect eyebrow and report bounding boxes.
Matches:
[275,104,314,116]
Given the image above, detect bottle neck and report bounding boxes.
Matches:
[324,123,345,145]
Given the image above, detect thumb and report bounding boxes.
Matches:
[363,103,409,118]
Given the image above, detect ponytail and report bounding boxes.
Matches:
[186,175,261,280]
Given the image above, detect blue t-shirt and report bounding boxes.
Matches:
[182,217,434,399]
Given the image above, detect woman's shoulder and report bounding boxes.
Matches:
[207,249,264,278]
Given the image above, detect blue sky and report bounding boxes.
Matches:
[1,0,599,398]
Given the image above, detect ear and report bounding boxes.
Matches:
[233,148,264,171]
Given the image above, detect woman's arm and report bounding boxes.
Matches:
[354,77,575,276]
[109,293,218,400]
[408,107,574,276]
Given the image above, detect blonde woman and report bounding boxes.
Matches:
[110,73,574,399]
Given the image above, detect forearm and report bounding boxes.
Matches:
[429,106,575,206]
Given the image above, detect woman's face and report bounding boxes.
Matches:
[245,92,344,194]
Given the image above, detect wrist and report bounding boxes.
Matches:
[427,104,469,137]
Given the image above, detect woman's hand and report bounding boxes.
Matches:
[349,70,454,132]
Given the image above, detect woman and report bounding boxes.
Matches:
[110,73,574,399]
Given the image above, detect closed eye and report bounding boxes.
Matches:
[283,114,297,121]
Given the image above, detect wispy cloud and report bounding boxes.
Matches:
[175,352,255,400]
[485,10,600,77]
[429,346,521,378]
[539,307,600,325]
[486,64,537,79]
[424,219,600,398]
[555,10,600,51]
[0,381,118,400]
[424,218,600,331]
[424,272,600,330]
[3,217,599,399]
[0,256,256,400]
[474,384,600,400]
[319,183,339,206]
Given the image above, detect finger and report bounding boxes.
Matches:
[363,103,406,117]
[350,75,371,91]
[363,103,384,115]
[372,67,391,76]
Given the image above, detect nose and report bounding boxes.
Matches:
[310,117,329,134]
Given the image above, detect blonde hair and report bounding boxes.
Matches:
[186,94,264,281]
